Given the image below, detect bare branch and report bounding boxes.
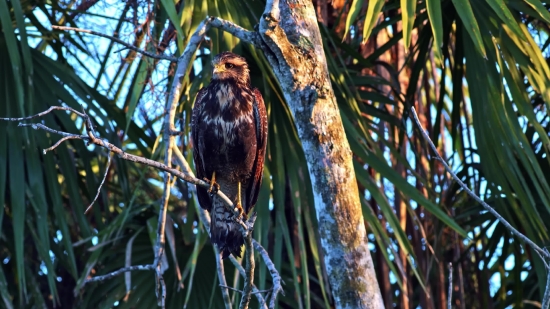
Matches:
[209,17,260,46]
[220,285,273,295]
[215,246,233,309]
[228,255,268,309]
[220,285,245,294]
[18,123,87,140]
[410,107,549,259]
[0,105,86,121]
[543,249,550,309]
[239,214,256,309]
[448,263,453,309]
[155,129,172,309]
[171,146,194,177]
[252,239,284,308]
[84,152,112,214]
[43,135,84,154]
[51,25,178,62]
[11,108,250,309]
[410,106,550,307]
[51,16,259,72]
[83,264,154,285]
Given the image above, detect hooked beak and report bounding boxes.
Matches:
[212,64,225,75]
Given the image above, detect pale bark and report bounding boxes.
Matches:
[258,1,384,308]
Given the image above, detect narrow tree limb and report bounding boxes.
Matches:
[410,106,550,307]
[228,255,269,309]
[153,22,184,303]
[209,17,260,46]
[18,123,86,139]
[215,245,233,309]
[10,107,238,307]
[154,155,171,308]
[410,107,549,261]
[0,105,86,121]
[543,252,550,309]
[51,26,178,61]
[239,215,256,309]
[220,285,274,295]
[448,263,453,309]
[252,239,284,308]
[43,135,83,154]
[84,152,112,214]
[83,265,154,285]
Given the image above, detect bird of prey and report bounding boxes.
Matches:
[191,52,268,258]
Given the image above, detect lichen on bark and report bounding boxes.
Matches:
[257,0,384,308]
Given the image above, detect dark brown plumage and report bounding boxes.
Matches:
[191,52,268,258]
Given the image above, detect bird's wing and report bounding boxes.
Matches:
[245,88,268,213]
[191,87,212,211]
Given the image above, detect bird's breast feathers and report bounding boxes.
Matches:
[201,82,255,145]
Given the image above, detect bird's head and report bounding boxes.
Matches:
[211,52,250,85]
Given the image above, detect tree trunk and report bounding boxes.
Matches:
[258,1,384,308]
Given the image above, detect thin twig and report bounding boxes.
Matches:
[220,285,274,295]
[154,121,172,309]
[84,264,154,285]
[220,285,245,294]
[51,26,178,62]
[410,107,549,260]
[543,248,550,309]
[84,152,112,214]
[410,106,550,307]
[43,136,83,154]
[239,215,256,309]
[228,255,269,309]
[18,123,87,139]
[215,246,233,309]
[448,263,453,309]
[0,105,86,121]
[252,239,284,308]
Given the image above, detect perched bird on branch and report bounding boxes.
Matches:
[191,52,268,258]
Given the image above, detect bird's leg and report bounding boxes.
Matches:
[234,181,245,218]
[206,171,220,196]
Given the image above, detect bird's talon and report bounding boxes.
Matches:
[235,182,244,216]
[210,183,220,195]
[207,172,219,196]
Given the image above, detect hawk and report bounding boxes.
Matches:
[191,52,268,258]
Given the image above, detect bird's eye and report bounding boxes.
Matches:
[225,63,234,69]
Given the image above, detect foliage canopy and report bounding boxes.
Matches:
[0,0,549,308]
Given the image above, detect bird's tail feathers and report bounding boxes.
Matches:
[211,209,245,259]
